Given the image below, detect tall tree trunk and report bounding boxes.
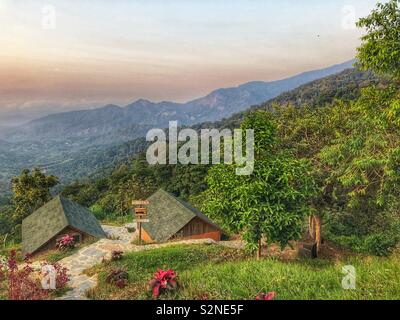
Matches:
[314,215,322,253]
[309,215,315,240]
[257,239,262,260]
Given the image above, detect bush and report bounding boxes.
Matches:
[106,269,128,289]
[0,250,69,300]
[256,292,276,300]
[148,269,178,298]
[90,204,108,221]
[111,251,124,261]
[330,233,397,256]
[362,234,397,256]
[56,235,75,251]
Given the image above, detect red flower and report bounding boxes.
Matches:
[56,235,75,250]
[256,291,276,300]
[2,251,69,300]
[149,269,178,298]
[115,279,127,289]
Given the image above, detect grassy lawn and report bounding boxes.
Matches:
[86,244,400,300]
[86,244,247,300]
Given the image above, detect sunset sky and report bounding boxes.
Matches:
[0,0,380,112]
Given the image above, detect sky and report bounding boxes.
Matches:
[0,0,381,113]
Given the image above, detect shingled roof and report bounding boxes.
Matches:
[22,196,106,255]
[142,189,221,242]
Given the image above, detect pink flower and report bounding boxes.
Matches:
[256,291,276,300]
[149,269,178,298]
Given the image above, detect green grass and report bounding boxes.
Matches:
[86,244,400,300]
[100,214,133,227]
[33,238,97,263]
[44,247,81,263]
[86,244,247,300]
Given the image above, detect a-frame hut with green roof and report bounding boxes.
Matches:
[140,189,222,243]
[22,196,106,256]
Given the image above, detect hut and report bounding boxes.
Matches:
[140,189,222,243]
[22,196,106,256]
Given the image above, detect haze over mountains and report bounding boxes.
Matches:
[0,59,365,194]
[3,59,355,143]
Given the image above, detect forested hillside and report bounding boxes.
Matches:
[45,68,385,188]
[0,66,388,249]
[0,61,356,195]
[57,64,398,256]
[1,0,399,260]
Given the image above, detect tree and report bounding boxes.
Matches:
[116,175,157,215]
[319,86,400,241]
[356,0,400,80]
[271,104,338,252]
[11,168,59,223]
[202,111,317,259]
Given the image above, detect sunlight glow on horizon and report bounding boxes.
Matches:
[0,0,380,110]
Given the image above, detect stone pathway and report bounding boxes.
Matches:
[57,224,135,300]
[57,224,216,300]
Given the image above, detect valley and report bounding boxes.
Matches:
[0,60,358,194]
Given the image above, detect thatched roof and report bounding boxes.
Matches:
[22,196,106,255]
[142,189,221,242]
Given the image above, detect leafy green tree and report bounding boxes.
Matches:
[116,175,157,215]
[356,0,400,80]
[203,111,317,258]
[11,168,59,223]
[319,86,400,244]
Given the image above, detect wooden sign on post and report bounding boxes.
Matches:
[132,200,150,206]
[132,200,149,245]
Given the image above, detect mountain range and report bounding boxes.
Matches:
[1,59,371,195]
[4,59,356,144]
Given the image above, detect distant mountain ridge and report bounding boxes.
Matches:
[0,65,383,195]
[4,59,356,143]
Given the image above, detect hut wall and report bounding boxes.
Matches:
[171,217,221,241]
[32,226,89,256]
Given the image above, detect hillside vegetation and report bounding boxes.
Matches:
[1,0,400,277]
[86,244,400,300]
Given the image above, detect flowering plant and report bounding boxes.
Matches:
[148,269,178,298]
[256,291,276,300]
[0,250,68,300]
[56,235,75,250]
[106,268,128,289]
[111,250,124,261]
[40,261,70,289]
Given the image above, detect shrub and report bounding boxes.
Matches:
[362,234,397,256]
[90,204,108,221]
[0,251,70,300]
[41,262,70,289]
[56,235,75,251]
[111,251,124,261]
[148,269,178,298]
[256,292,276,300]
[106,269,128,289]
[329,233,398,256]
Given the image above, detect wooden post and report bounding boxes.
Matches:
[138,221,142,245]
[132,200,149,246]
